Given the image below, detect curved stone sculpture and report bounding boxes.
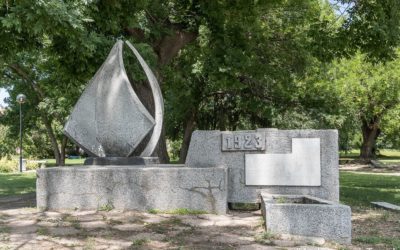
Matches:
[64,40,163,158]
[125,41,164,157]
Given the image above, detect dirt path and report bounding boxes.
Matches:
[0,195,338,249]
[340,164,400,176]
[2,194,398,249]
[0,194,400,250]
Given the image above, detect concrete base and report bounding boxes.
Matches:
[261,193,351,244]
[37,165,228,214]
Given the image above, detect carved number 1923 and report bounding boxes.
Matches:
[222,133,265,151]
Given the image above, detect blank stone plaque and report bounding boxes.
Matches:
[245,138,321,186]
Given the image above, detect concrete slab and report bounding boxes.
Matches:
[371,201,400,211]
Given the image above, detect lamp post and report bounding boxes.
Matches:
[16,94,26,172]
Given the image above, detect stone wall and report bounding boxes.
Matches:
[37,165,228,214]
[185,128,339,203]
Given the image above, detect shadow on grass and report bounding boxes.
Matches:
[0,173,36,197]
[340,172,400,207]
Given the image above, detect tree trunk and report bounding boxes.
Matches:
[155,30,198,66]
[131,81,170,163]
[179,111,197,163]
[60,136,68,166]
[126,27,197,163]
[360,119,380,161]
[156,124,170,163]
[41,114,62,165]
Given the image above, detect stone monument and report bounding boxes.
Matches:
[64,40,163,165]
[37,40,228,214]
[36,40,351,244]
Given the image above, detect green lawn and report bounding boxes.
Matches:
[0,172,36,197]
[340,172,400,207]
[45,158,85,167]
[340,149,400,165]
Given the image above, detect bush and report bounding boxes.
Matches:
[26,161,40,170]
[0,157,40,172]
[167,139,182,162]
[0,157,18,173]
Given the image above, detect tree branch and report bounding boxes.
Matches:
[154,29,197,65]
[7,63,46,99]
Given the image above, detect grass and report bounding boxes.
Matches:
[36,227,50,236]
[131,238,149,247]
[98,202,114,212]
[340,172,400,207]
[340,149,400,165]
[63,215,81,229]
[45,158,85,167]
[0,172,36,197]
[354,236,400,249]
[254,231,278,245]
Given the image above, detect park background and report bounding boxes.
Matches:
[0,1,400,249]
[0,0,400,167]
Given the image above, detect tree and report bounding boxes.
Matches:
[333,0,400,61]
[327,53,400,160]
[2,0,400,164]
[2,0,326,163]
[1,0,282,163]
[164,0,346,162]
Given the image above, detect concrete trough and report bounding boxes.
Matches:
[261,193,351,244]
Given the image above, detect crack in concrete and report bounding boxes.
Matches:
[179,178,224,213]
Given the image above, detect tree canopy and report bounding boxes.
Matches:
[1,0,400,162]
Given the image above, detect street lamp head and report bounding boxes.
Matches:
[16,94,27,104]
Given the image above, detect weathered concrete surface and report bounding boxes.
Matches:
[261,194,351,244]
[37,165,227,214]
[186,129,339,203]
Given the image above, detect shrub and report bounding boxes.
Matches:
[0,157,40,172]
[26,161,39,170]
[0,157,18,173]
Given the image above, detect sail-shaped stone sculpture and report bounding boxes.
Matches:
[64,40,164,162]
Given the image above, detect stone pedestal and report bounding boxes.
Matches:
[37,165,228,214]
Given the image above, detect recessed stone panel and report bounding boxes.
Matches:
[245,138,321,186]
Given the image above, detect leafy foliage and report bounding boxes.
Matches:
[0,0,400,161]
[325,53,400,154]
